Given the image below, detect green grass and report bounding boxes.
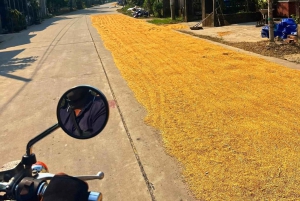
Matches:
[147,17,183,25]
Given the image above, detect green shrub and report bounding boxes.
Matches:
[291,14,299,24]
[143,0,154,14]
[76,0,86,9]
[153,1,162,17]
[117,4,135,16]
[6,9,27,32]
[147,17,183,25]
[256,0,268,9]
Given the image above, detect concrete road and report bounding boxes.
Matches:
[0,4,195,201]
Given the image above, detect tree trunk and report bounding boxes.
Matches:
[184,0,187,21]
[296,0,300,19]
[268,0,274,42]
[170,0,175,20]
[70,0,73,11]
[213,0,216,27]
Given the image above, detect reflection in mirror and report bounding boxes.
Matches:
[57,86,109,139]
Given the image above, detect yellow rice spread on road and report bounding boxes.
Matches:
[92,14,300,200]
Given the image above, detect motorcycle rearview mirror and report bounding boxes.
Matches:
[56,85,109,139]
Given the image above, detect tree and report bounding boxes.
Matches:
[296,0,300,21]
[143,0,155,14]
[127,0,144,6]
[268,0,274,42]
[152,0,163,17]
[47,0,68,13]
[170,0,175,20]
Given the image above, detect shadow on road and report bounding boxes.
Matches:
[0,6,111,50]
[0,34,36,50]
[0,5,111,115]
[0,49,37,82]
[0,16,71,50]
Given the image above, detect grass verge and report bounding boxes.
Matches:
[147,17,183,25]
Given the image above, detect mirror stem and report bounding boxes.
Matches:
[26,123,60,155]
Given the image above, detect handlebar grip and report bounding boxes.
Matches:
[15,177,102,201]
[88,191,102,201]
[38,184,103,201]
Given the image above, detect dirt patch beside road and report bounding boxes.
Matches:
[120,12,300,64]
[180,30,300,64]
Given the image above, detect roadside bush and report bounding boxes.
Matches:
[76,0,86,9]
[127,0,144,6]
[153,1,162,17]
[29,0,42,24]
[256,0,268,9]
[6,9,27,32]
[143,0,154,15]
[291,14,299,24]
[117,4,134,16]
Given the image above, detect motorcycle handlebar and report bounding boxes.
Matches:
[36,172,104,181]
[0,177,103,201]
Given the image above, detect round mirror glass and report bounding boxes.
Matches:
[57,85,109,139]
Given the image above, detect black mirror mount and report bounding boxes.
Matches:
[22,123,60,174]
[25,124,60,156]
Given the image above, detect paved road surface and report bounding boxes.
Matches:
[0,4,195,201]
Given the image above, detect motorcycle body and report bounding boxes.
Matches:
[0,85,110,201]
[132,9,149,18]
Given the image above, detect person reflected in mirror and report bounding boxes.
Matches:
[59,88,107,137]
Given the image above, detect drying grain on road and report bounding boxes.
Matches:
[92,14,300,200]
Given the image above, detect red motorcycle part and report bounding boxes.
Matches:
[32,161,49,173]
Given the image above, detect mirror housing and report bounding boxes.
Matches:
[56,85,109,139]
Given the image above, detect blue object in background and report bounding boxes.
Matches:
[261,25,269,38]
[281,18,297,26]
[261,18,298,39]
